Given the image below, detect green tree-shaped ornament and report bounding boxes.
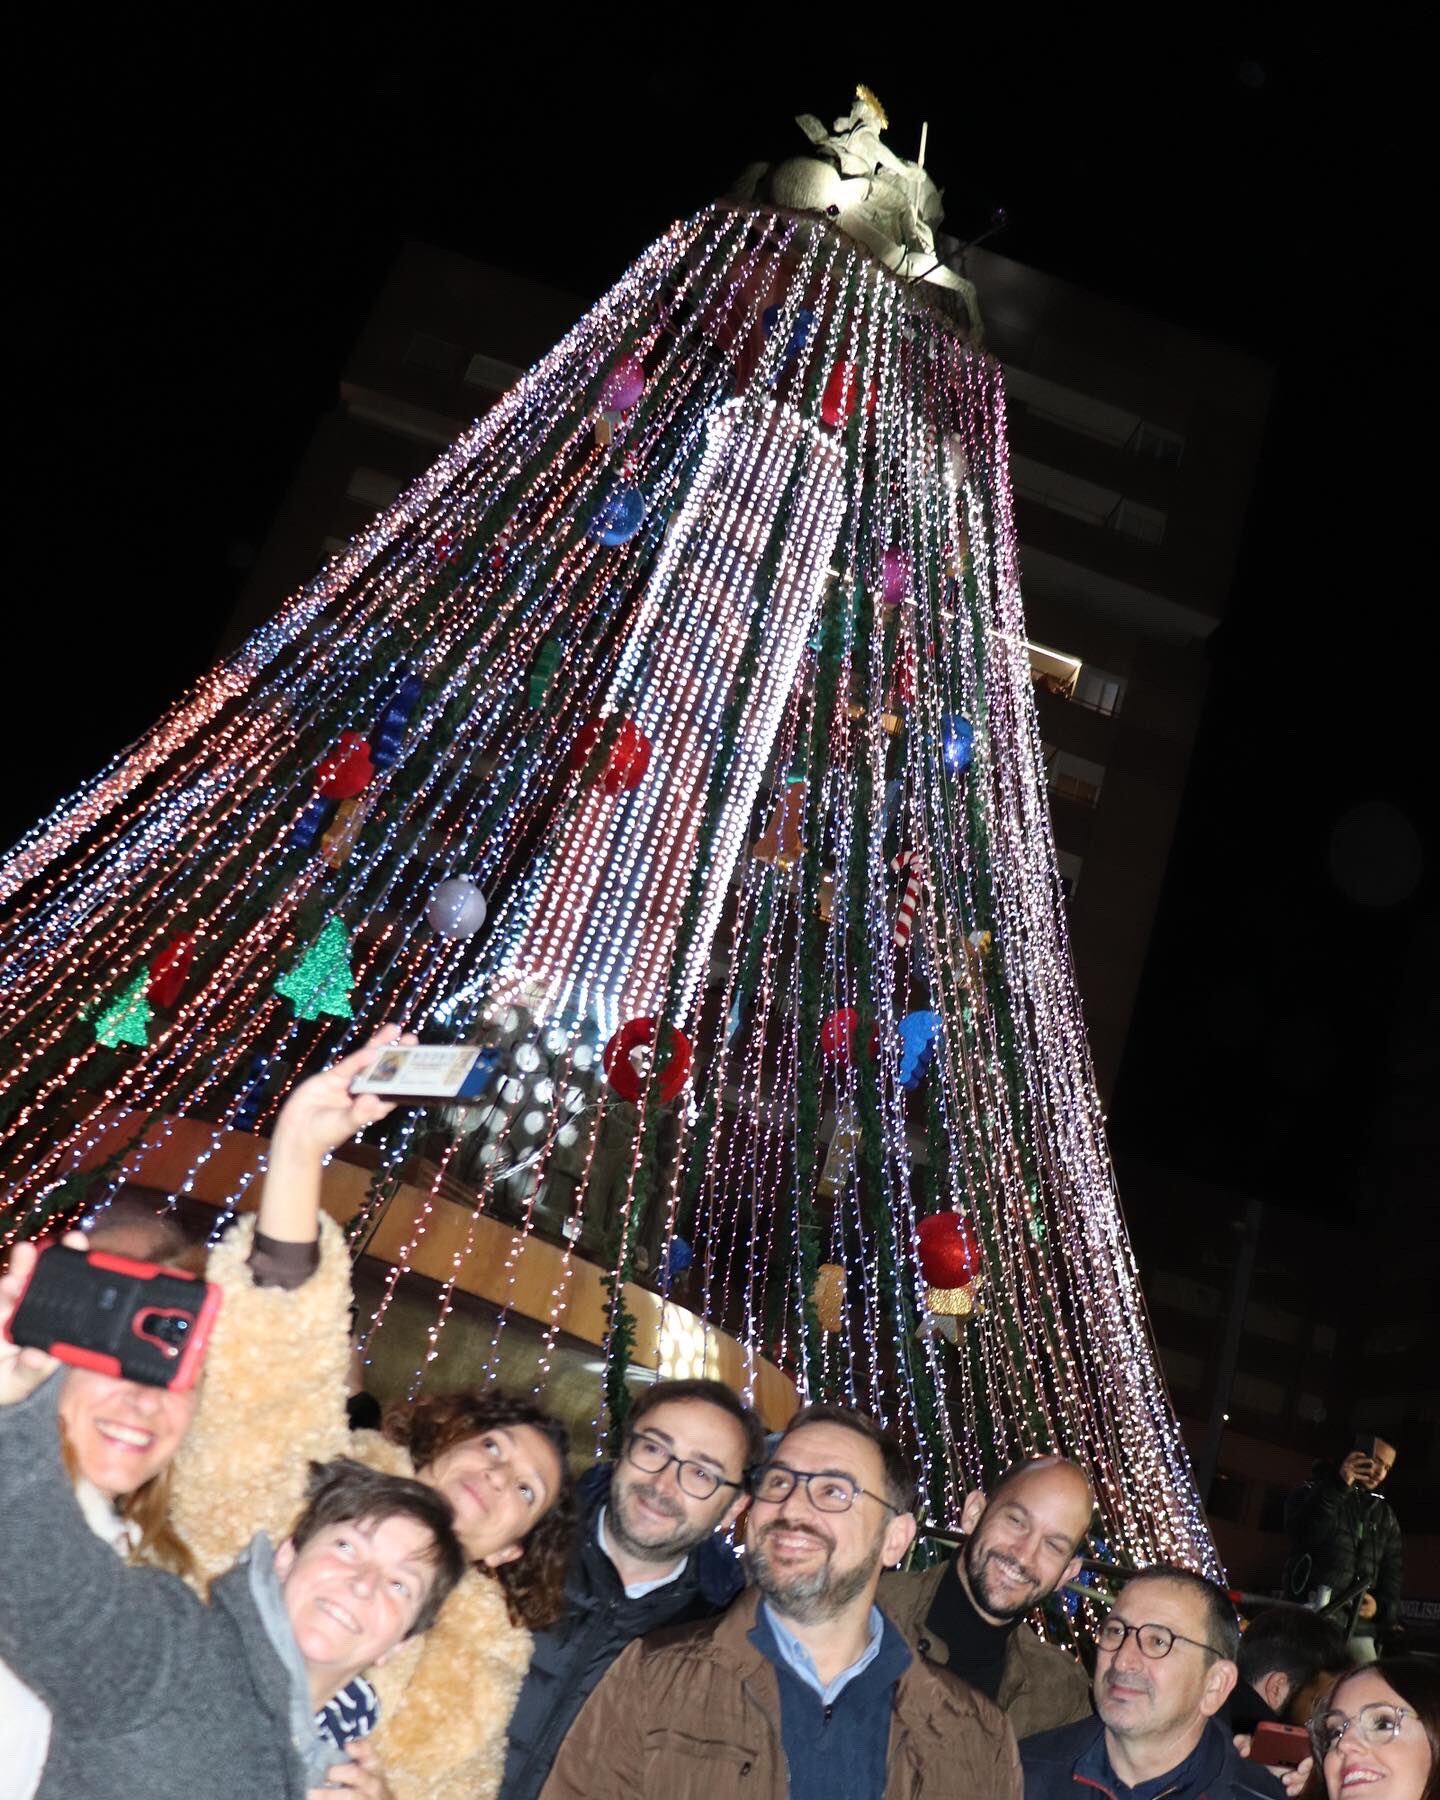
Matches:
[274,917,354,1020]
[93,971,152,1048]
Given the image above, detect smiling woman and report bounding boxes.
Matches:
[0,1206,207,1798]
[384,1390,575,1628]
[163,1030,581,1800]
[1313,1660,1440,1800]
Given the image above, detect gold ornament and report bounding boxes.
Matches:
[751,782,806,870]
[924,1275,981,1317]
[812,1262,846,1334]
[321,797,366,869]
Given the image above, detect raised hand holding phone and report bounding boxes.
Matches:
[260,1026,416,1245]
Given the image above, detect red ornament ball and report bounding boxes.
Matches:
[315,731,375,800]
[819,1006,861,1063]
[570,718,653,794]
[916,1212,981,1288]
[603,1017,693,1104]
[820,361,880,429]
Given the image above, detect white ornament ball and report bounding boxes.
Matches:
[427,876,488,939]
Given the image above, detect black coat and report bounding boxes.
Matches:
[499,1464,744,1800]
[1283,1462,1403,1630]
[1021,1715,1284,1800]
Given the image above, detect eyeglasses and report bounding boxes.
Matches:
[751,1462,901,1515]
[622,1431,743,1502]
[1313,1703,1414,1757]
[1095,1618,1222,1660]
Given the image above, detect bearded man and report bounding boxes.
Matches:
[539,1403,1021,1800]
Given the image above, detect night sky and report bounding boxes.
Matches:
[11,28,1429,1234]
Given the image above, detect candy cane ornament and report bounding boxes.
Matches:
[893,850,924,947]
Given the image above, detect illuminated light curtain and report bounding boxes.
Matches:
[0,199,1219,1591]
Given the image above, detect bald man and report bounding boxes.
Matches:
[879,1456,1095,1740]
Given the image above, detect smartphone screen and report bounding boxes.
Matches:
[349,1044,500,1103]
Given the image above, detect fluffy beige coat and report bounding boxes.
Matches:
[169,1214,532,1800]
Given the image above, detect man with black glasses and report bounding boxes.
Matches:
[500,1377,763,1800]
[540,1403,1021,1798]
[1022,1566,1285,1798]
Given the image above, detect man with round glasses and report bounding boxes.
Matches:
[500,1377,764,1800]
[1022,1566,1287,1798]
[540,1402,1022,1797]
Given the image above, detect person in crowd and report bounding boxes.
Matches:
[499,1373,761,1798]
[1021,1566,1285,1798]
[1225,1604,1349,1735]
[0,1208,204,1798]
[879,1453,1095,1738]
[0,1266,465,1800]
[1283,1437,1402,1662]
[1283,1656,1439,1800]
[539,1403,1022,1798]
[166,1027,577,1800]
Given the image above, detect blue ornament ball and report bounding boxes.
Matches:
[664,1235,694,1276]
[590,486,646,546]
[942,715,975,774]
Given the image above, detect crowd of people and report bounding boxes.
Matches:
[0,1027,1434,1799]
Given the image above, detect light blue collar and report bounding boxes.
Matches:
[759,1599,887,1706]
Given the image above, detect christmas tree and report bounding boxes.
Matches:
[0,88,1217,1595]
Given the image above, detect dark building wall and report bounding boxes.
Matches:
[1117,1152,1440,1602]
[965,243,1270,1096]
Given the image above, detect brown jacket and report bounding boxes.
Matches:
[878,1560,1092,1742]
[538,1585,1021,1800]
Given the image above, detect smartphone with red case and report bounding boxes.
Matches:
[1247,1723,1311,1767]
[4,1243,221,1390]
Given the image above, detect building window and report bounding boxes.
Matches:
[1026,639,1081,698]
[1056,849,1084,900]
[345,467,404,508]
[464,352,524,394]
[1155,1344,1205,1394]
[1049,751,1105,809]
[1073,665,1126,717]
[1207,1471,1248,1523]
[404,332,463,376]
[1109,498,1167,546]
[1243,1300,1302,1345]
[1259,1484,1289,1533]
[1149,1272,1221,1319]
[1130,421,1185,468]
[1231,1371,1286,1416]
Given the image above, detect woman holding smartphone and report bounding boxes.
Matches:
[166,1028,577,1800]
[0,1212,204,1798]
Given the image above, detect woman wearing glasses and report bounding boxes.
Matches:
[1286,1657,1440,1799]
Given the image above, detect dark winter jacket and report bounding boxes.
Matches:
[879,1557,1093,1740]
[1283,1461,1403,1631]
[0,1376,324,1799]
[498,1462,745,1800]
[1020,1714,1285,1800]
[539,1585,1022,1800]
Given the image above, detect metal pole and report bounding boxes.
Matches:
[1193,1194,1264,1498]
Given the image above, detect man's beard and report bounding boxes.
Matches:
[963,1535,1044,1622]
[749,1517,882,1625]
[607,1476,706,1565]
